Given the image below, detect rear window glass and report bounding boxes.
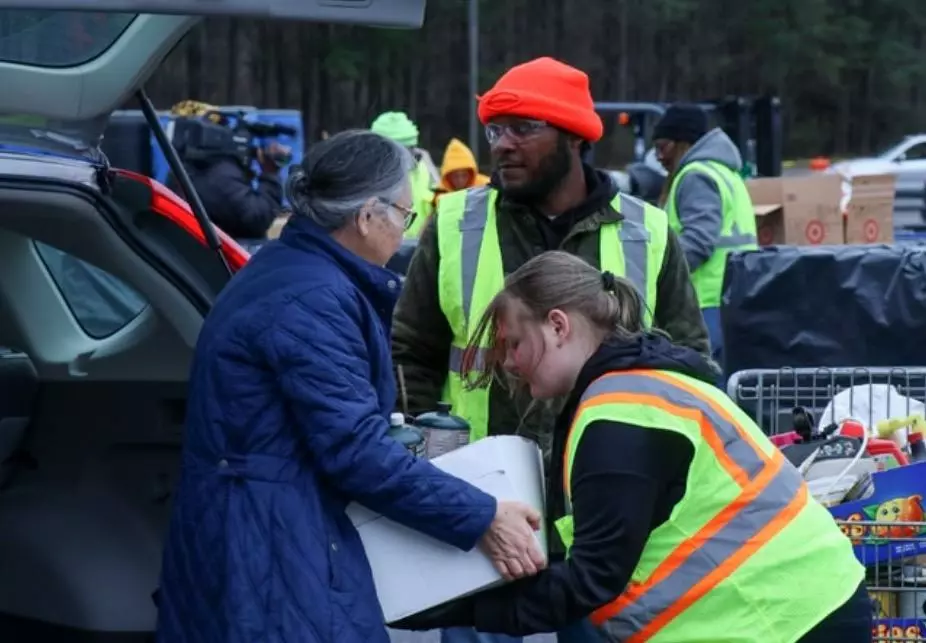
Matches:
[34,242,148,339]
[0,11,135,68]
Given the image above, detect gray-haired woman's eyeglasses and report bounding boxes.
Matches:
[379,198,416,231]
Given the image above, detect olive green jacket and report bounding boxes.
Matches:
[391,180,712,458]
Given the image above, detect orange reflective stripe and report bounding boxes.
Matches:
[560,370,808,640]
[590,450,798,625]
[568,392,752,489]
[623,483,809,642]
[562,388,767,500]
[563,370,772,496]
[642,369,770,473]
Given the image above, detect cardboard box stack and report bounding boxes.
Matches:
[747,173,896,246]
[843,174,897,244]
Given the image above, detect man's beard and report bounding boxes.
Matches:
[498,136,572,203]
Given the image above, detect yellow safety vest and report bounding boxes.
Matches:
[554,369,864,642]
[665,160,758,308]
[436,186,668,442]
[406,159,435,239]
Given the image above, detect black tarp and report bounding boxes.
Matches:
[721,244,926,374]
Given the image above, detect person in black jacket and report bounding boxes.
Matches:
[178,146,285,251]
[392,251,871,643]
[166,100,287,250]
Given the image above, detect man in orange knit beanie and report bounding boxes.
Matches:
[475,56,604,202]
[391,59,712,643]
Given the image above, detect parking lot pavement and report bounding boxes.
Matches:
[389,630,555,642]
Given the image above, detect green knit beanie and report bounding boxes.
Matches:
[370,111,419,147]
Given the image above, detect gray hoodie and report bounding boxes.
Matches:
[672,128,743,272]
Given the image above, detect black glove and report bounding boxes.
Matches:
[388,596,476,631]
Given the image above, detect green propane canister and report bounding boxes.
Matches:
[388,413,425,457]
[414,401,470,459]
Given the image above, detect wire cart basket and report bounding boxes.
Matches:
[726,367,926,436]
[728,367,926,641]
[835,519,926,641]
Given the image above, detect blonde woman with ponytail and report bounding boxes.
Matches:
[392,251,869,642]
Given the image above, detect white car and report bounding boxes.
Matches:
[827,134,926,229]
[829,133,926,179]
[0,1,426,639]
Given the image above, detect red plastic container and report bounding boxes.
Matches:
[770,431,800,448]
[909,432,926,462]
[838,420,908,466]
[865,439,909,467]
[770,420,910,467]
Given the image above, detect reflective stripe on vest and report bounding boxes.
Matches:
[665,160,758,308]
[555,369,863,642]
[445,188,665,375]
[455,189,655,328]
[436,187,669,441]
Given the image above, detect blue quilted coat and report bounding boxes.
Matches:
[156,215,497,643]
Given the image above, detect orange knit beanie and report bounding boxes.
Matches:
[477,57,603,142]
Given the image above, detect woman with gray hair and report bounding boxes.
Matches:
[156,130,545,643]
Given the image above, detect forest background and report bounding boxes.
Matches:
[142,0,926,165]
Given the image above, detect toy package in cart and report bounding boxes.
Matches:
[872,619,926,642]
[725,367,926,638]
[829,462,926,565]
[725,368,926,564]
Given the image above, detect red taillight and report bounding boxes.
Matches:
[111,169,249,272]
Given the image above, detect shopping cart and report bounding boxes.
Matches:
[726,367,926,437]
[836,518,926,641]
[733,370,926,640]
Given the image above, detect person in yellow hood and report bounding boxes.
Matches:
[435,138,490,203]
[371,111,437,239]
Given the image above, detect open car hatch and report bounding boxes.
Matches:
[0,0,426,23]
[0,2,425,123]
[0,3,426,281]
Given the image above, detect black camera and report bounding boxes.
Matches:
[170,109,296,170]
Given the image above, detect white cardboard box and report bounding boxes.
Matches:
[346,436,547,623]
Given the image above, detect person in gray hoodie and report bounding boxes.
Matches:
[653,104,758,380]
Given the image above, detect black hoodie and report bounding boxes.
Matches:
[393,335,871,639]
[393,334,717,634]
[518,164,616,250]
